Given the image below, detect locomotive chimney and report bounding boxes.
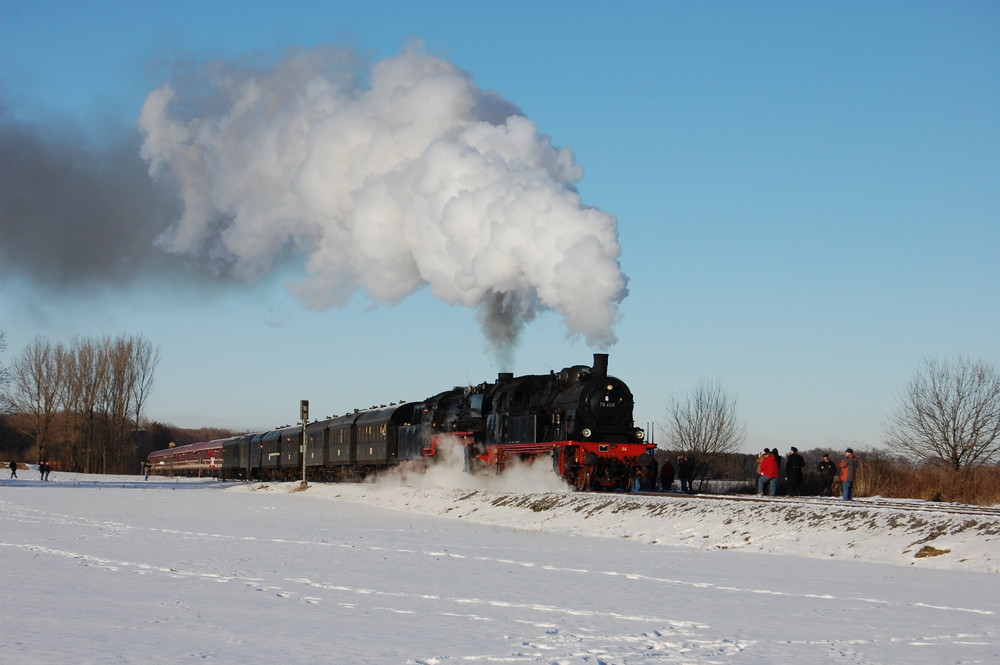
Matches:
[498,372,514,382]
[593,353,609,379]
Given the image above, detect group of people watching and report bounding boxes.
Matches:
[643,448,859,500]
[757,447,859,500]
[655,454,693,494]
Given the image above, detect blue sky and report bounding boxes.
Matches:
[2,1,998,453]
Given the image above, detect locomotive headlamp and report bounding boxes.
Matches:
[635,428,645,440]
[582,428,592,438]
[606,384,613,391]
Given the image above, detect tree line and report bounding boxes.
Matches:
[1,332,160,474]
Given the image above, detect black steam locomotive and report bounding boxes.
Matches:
[148,354,656,491]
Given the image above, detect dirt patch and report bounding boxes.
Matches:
[914,545,951,558]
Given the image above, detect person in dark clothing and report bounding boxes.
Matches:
[676,454,693,494]
[8,460,17,478]
[659,459,674,492]
[642,452,658,490]
[784,447,805,496]
[817,454,837,496]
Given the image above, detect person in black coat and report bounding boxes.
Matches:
[784,447,805,496]
[816,453,837,497]
[659,459,674,492]
[676,454,693,494]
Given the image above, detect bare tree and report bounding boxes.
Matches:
[61,336,110,472]
[100,336,144,473]
[4,337,66,463]
[0,327,11,391]
[88,334,160,473]
[665,380,746,488]
[128,334,160,437]
[0,327,13,452]
[884,355,1000,471]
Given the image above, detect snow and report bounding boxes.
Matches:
[2,465,998,664]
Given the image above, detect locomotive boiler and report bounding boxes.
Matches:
[148,354,656,491]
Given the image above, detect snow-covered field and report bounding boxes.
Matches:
[2,465,998,664]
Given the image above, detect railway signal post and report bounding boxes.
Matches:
[300,399,309,488]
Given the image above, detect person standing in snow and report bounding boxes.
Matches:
[840,449,859,500]
[8,460,17,478]
[817,454,837,497]
[757,449,780,496]
[784,447,805,496]
[659,458,674,492]
[642,452,658,490]
[676,454,693,494]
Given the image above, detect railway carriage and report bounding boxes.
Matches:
[221,435,252,480]
[149,439,228,477]
[353,402,422,468]
[304,419,329,471]
[279,428,302,475]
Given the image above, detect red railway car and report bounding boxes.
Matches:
[148,439,227,477]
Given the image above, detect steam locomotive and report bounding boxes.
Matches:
[148,354,656,491]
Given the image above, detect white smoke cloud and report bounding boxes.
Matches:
[371,435,571,493]
[138,44,628,354]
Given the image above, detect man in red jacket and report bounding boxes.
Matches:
[757,449,780,496]
[840,449,859,500]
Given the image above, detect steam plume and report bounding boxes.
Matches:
[373,435,570,493]
[138,44,629,355]
[0,110,176,289]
